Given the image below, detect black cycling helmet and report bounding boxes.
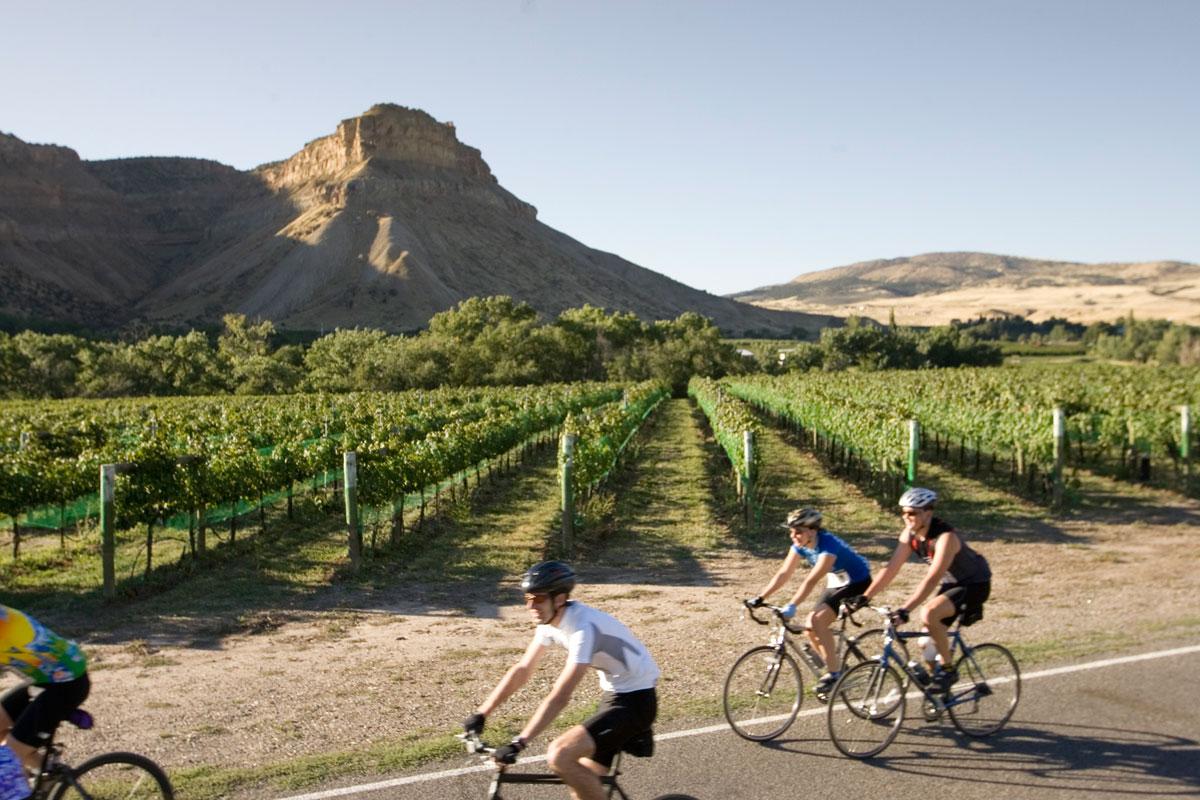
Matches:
[521,560,576,596]
[781,507,822,530]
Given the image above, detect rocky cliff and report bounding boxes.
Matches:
[0,105,829,335]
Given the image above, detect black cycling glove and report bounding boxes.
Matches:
[890,608,910,625]
[493,737,527,765]
[845,595,869,612]
[463,712,486,735]
[747,596,765,608]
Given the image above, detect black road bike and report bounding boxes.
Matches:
[27,708,174,800]
[458,731,697,800]
[826,605,1021,758]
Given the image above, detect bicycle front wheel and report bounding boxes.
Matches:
[826,660,906,758]
[50,752,174,800]
[841,627,909,666]
[948,642,1020,737]
[723,645,803,741]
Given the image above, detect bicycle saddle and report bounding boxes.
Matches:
[67,709,93,729]
[621,729,654,758]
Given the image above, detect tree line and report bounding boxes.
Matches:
[0,297,1011,400]
[952,313,1200,365]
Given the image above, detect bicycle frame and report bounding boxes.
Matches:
[872,610,987,712]
[26,709,92,800]
[745,603,873,679]
[461,733,633,800]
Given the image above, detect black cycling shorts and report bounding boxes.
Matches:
[816,579,871,615]
[582,688,657,768]
[938,582,990,626]
[1,674,90,747]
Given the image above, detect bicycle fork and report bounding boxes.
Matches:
[757,646,787,697]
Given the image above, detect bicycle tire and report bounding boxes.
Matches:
[651,795,701,799]
[826,659,906,758]
[947,642,1020,737]
[841,627,906,666]
[48,751,174,800]
[722,645,803,741]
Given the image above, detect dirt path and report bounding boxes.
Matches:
[7,400,1200,799]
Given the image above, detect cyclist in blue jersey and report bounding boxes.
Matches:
[747,508,872,696]
[856,487,992,693]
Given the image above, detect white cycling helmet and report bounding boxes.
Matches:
[781,507,823,530]
[898,487,938,509]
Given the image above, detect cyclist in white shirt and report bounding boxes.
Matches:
[464,561,659,800]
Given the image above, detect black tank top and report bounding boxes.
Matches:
[908,517,991,585]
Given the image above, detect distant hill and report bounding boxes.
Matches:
[729,252,1200,326]
[0,105,832,336]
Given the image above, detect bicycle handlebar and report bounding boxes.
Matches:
[458,731,496,756]
[741,599,864,632]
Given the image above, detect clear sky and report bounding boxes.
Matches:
[2,0,1197,295]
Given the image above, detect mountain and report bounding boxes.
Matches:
[0,105,832,336]
[729,252,1200,326]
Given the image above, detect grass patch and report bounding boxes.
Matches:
[170,731,465,800]
[168,707,605,800]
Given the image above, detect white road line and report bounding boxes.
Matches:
[277,642,1200,800]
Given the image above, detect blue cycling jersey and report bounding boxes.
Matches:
[792,530,871,583]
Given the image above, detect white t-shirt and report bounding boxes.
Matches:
[533,601,660,694]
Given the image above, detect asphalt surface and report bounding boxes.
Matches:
[286,646,1200,800]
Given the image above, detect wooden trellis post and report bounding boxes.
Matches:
[344,452,361,570]
[561,433,577,558]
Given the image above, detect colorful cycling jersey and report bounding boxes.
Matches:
[533,601,659,694]
[907,518,992,585]
[0,605,87,684]
[792,530,871,583]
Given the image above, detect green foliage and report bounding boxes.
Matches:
[0,298,745,399]
[687,376,761,483]
[725,363,1200,479]
[559,382,669,494]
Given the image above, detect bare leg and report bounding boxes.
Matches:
[546,725,606,800]
[809,606,839,672]
[920,594,957,666]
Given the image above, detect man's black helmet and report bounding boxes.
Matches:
[521,560,576,595]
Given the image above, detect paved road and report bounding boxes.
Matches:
[286,646,1200,800]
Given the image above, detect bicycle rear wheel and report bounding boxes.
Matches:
[651,795,701,799]
[723,645,803,741]
[948,642,1020,737]
[826,660,906,758]
[49,751,174,800]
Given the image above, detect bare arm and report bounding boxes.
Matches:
[757,548,802,600]
[901,532,959,611]
[864,536,912,600]
[788,553,834,606]
[477,637,547,716]
[517,660,591,743]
